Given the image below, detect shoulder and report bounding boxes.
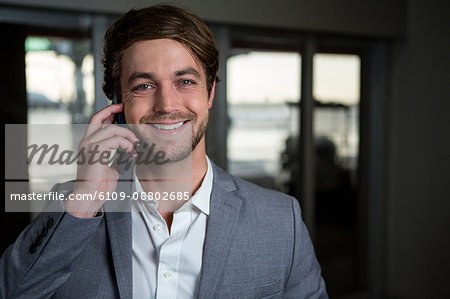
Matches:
[211,162,299,216]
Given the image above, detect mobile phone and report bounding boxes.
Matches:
[112,93,126,124]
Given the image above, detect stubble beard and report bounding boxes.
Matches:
[132,111,208,163]
[169,111,208,163]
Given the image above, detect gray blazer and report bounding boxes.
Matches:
[0,163,327,298]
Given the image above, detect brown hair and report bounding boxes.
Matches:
[102,4,219,99]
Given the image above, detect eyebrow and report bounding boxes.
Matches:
[174,67,202,79]
[127,67,202,85]
[127,72,155,85]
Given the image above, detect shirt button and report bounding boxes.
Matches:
[153,224,162,232]
[163,268,172,278]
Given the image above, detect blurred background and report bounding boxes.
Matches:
[0,0,449,298]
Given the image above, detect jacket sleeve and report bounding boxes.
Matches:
[0,184,103,299]
[283,197,328,298]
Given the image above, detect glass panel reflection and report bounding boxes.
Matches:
[227,51,301,189]
[26,36,94,125]
[313,53,361,295]
[25,36,94,217]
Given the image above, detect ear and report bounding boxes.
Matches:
[207,80,216,109]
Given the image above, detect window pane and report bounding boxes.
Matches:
[227,51,301,189]
[26,36,94,125]
[313,53,360,295]
[314,54,360,105]
[25,36,94,216]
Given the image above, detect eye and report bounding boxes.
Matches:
[179,79,196,86]
[134,84,152,91]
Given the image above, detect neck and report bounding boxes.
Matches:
[136,138,208,212]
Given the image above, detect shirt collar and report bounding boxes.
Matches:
[133,156,213,215]
[190,156,213,215]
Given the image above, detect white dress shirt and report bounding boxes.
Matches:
[132,157,213,299]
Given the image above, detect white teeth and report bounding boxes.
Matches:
[150,121,184,130]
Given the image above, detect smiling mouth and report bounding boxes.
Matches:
[147,121,188,131]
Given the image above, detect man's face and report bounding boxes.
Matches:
[119,39,214,162]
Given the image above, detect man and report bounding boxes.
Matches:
[0,5,327,298]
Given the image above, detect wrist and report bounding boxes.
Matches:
[63,199,102,218]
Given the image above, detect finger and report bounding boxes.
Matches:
[98,136,136,155]
[90,103,124,124]
[83,137,136,163]
[103,113,116,125]
[110,151,131,174]
[84,104,124,138]
[85,124,140,146]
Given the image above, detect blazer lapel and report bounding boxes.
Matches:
[197,164,242,298]
[104,171,133,298]
[103,160,242,298]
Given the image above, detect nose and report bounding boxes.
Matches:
[153,84,178,114]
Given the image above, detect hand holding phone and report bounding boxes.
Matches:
[66,103,138,218]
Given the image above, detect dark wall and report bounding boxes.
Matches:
[0,0,407,38]
[0,23,30,254]
[386,0,450,297]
